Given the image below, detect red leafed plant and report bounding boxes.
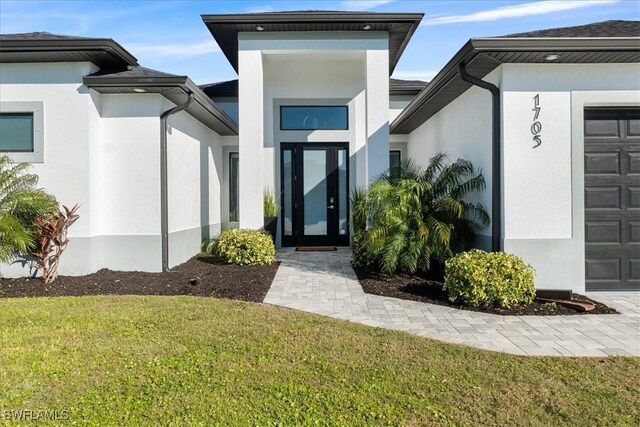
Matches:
[32,204,80,283]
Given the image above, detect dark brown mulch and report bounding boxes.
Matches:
[354,267,618,316]
[0,255,280,302]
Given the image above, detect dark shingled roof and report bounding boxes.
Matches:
[389,78,426,86]
[199,78,427,98]
[0,31,93,40]
[503,20,640,38]
[200,79,238,98]
[87,66,180,79]
[0,31,138,69]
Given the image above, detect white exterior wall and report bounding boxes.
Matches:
[406,62,640,292]
[165,100,224,267]
[0,62,103,276]
[237,47,264,229]
[366,49,390,182]
[100,95,224,270]
[0,63,224,277]
[407,68,501,249]
[237,32,390,233]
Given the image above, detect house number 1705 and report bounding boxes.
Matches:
[531,94,542,148]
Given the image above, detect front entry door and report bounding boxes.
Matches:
[281,143,349,246]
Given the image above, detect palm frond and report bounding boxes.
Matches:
[0,155,59,262]
[350,152,489,275]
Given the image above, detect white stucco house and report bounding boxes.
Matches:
[0,12,638,293]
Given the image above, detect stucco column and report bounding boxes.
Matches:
[237,49,264,229]
[365,48,390,183]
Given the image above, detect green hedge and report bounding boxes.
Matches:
[215,229,275,265]
[444,250,535,309]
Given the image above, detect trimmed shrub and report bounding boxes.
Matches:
[215,229,275,265]
[350,231,375,269]
[444,249,535,309]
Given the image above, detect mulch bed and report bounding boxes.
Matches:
[354,267,618,316]
[0,255,280,302]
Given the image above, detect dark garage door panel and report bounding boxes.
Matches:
[584,108,640,291]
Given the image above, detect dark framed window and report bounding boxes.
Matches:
[389,150,402,178]
[229,152,239,221]
[0,113,34,152]
[280,106,348,130]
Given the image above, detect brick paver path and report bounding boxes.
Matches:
[265,248,640,357]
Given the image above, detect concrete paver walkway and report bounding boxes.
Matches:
[265,248,640,357]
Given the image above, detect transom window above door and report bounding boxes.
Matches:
[280,106,348,131]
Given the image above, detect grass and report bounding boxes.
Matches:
[1,296,639,426]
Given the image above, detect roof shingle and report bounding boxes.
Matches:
[503,20,640,38]
[0,31,93,40]
[87,66,181,79]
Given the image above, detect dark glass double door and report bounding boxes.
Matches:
[281,143,349,246]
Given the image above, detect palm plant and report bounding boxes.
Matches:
[352,153,489,275]
[0,155,58,263]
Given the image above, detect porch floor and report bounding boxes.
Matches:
[265,248,640,357]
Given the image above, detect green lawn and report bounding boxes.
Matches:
[1,296,639,426]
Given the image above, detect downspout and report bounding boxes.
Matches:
[458,62,501,252]
[160,91,194,272]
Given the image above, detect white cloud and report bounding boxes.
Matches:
[392,70,439,82]
[424,0,618,26]
[246,5,274,13]
[127,41,220,61]
[341,0,395,11]
[0,1,179,35]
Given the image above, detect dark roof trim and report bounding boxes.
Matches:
[0,37,138,69]
[472,37,640,51]
[391,36,640,134]
[390,81,427,96]
[83,74,238,135]
[203,11,423,21]
[201,11,424,74]
[200,77,426,98]
[200,79,239,98]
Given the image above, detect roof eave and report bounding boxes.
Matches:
[390,36,640,134]
[390,40,476,133]
[472,36,640,51]
[83,75,238,135]
[0,38,138,68]
[201,12,424,24]
[201,12,424,75]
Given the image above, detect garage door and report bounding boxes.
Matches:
[584,108,640,291]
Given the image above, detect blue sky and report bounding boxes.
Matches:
[1,1,638,84]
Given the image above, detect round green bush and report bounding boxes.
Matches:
[215,229,275,265]
[444,249,535,309]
